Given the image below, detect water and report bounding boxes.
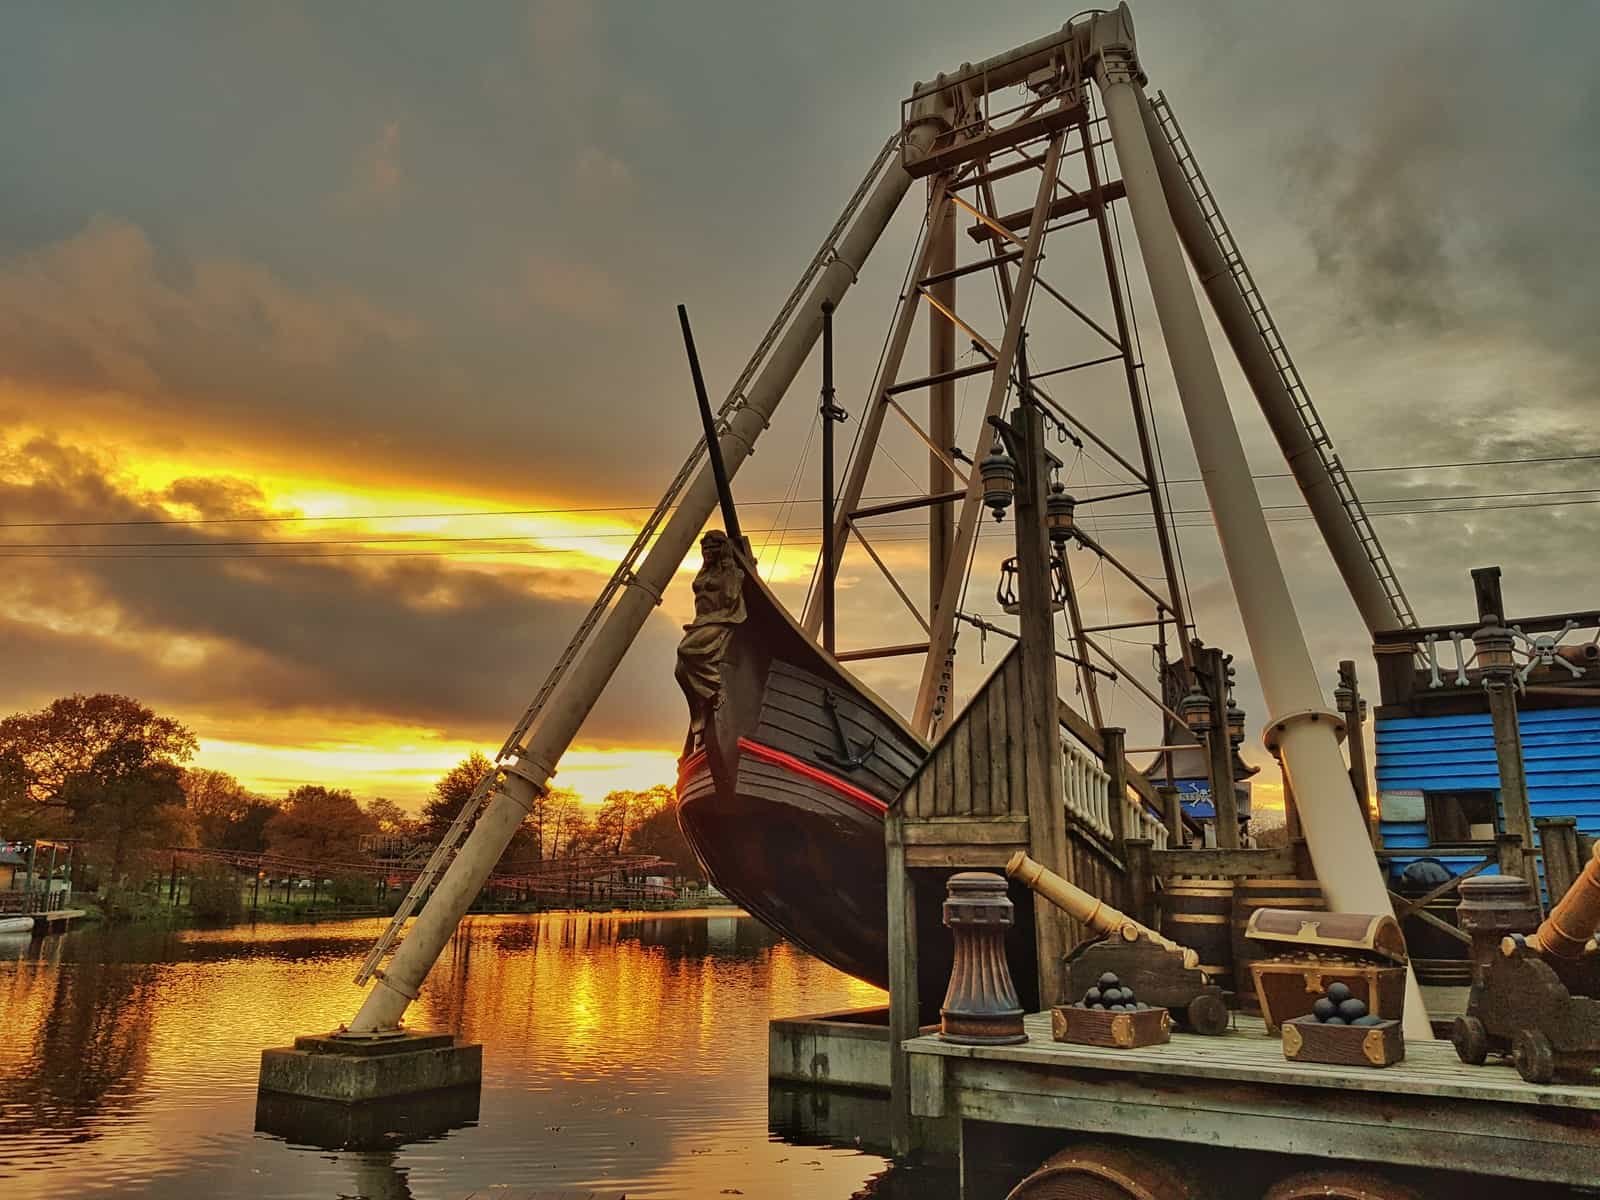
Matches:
[0,911,947,1199]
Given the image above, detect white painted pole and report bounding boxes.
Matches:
[1093,36,1430,1038]
[347,114,947,1034]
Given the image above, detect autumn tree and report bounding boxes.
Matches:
[63,740,190,879]
[364,797,418,839]
[0,694,196,807]
[420,751,493,841]
[594,784,674,854]
[627,787,703,882]
[266,786,377,868]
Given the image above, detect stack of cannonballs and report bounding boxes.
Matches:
[1072,971,1153,1013]
[1308,981,1384,1027]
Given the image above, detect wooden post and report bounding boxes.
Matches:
[885,809,921,1159]
[1496,832,1529,885]
[1013,389,1073,1007]
[1536,816,1582,905]
[1124,837,1154,927]
[1160,785,1183,850]
[1102,727,1128,851]
[1203,647,1239,849]
[1473,566,1536,884]
[252,864,261,915]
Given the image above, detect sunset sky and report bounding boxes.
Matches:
[4,2,1597,812]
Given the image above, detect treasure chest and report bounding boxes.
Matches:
[1282,1014,1405,1068]
[1245,909,1408,1033]
[1052,1003,1172,1049]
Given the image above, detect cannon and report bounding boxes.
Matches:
[1452,841,1600,1082]
[1006,852,1230,1035]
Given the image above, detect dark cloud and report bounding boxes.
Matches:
[0,440,685,746]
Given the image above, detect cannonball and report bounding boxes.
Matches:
[1085,987,1102,1005]
[1090,1003,1106,1011]
[1099,972,1120,989]
[1109,1004,1128,1012]
[1353,1014,1384,1027]
[1313,997,1337,1021]
[1338,998,1368,1021]
[1103,987,1125,1005]
[1327,982,1352,1004]
[1324,1015,1347,1025]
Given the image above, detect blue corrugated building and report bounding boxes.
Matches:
[1376,706,1600,884]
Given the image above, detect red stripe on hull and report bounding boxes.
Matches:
[735,738,889,815]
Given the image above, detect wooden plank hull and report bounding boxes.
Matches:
[675,561,1050,1009]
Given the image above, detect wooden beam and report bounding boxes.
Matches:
[1150,846,1296,878]
[907,102,1087,178]
[967,178,1128,241]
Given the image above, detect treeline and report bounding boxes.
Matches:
[0,693,700,890]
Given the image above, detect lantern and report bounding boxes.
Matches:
[1333,676,1355,715]
[1180,685,1211,736]
[1472,616,1516,679]
[1226,698,1246,747]
[980,442,1018,522]
[1045,482,1077,547]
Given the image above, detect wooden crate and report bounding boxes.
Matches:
[1249,958,1407,1033]
[1051,1004,1171,1048]
[1282,1015,1405,1068]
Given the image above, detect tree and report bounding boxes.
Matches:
[0,748,39,837]
[62,740,190,879]
[266,786,377,868]
[364,797,418,839]
[183,769,247,847]
[420,752,493,841]
[541,788,587,859]
[594,784,675,854]
[0,694,196,807]
[627,788,704,882]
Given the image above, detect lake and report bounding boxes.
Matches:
[0,910,954,1199]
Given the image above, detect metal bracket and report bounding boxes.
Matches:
[1261,708,1348,755]
[620,569,664,606]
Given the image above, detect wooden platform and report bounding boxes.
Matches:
[906,1013,1600,1189]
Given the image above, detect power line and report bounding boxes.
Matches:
[4,451,1598,531]
[3,493,1594,561]
[6,485,1598,550]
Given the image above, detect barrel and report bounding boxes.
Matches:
[1231,878,1325,1011]
[1160,879,1235,990]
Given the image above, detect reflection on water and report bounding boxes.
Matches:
[0,911,942,1199]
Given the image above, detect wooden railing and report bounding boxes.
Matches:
[1061,733,1170,853]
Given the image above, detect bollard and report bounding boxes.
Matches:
[939,872,1027,1045]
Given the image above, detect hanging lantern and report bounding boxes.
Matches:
[1226,698,1246,747]
[1049,554,1069,612]
[1472,616,1516,679]
[1333,676,1355,715]
[996,556,1021,616]
[980,442,1018,522]
[1045,482,1077,547]
[1180,685,1211,736]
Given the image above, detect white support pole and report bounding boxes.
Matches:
[1092,20,1429,1038]
[347,114,947,1034]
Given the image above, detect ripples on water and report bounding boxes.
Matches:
[0,912,951,1199]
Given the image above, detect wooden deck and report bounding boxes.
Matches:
[906,1013,1600,1189]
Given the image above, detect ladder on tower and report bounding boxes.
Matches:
[1148,93,1417,631]
[353,134,905,987]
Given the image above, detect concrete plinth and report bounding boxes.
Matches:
[258,1030,482,1103]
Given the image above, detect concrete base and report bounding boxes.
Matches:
[768,1008,958,1163]
[258,1030,482,1103]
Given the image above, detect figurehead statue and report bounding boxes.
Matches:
[675,530,747,747]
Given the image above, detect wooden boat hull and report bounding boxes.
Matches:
[674,558,1038,1009]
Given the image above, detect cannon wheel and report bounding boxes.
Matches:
[1263,1167,1422,1200]
[1005,1142,1194,1200]
[1450,1014,1488,1066]
[1184,992,1229,1037]
[1513,1027,1556,1084]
